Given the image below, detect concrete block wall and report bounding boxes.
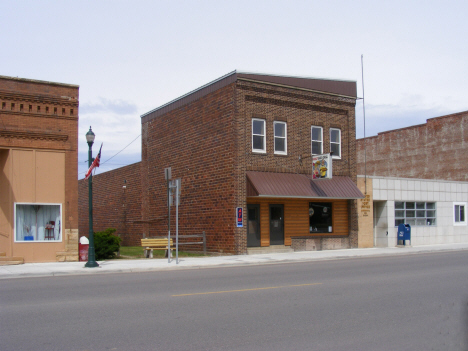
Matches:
[372,176,468,246]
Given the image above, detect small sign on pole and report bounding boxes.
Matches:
[236,207,243,227]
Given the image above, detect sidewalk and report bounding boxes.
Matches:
[1,242,468,279]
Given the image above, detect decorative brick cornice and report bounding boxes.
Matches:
[239,84,356,108]
[245,95,349,115]
[0,110,78,121]
[0,130,68,142]
[0,89,78,107]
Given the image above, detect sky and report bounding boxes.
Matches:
[1,1,467,179]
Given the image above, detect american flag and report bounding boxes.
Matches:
[84,143,102,180]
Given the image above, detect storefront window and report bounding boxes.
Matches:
[15,203,62,242]
[309,202,332,233]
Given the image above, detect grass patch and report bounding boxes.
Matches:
[118,246,205,259]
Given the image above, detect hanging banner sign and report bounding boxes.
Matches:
[312,153,333,179]
[236,207,243,227]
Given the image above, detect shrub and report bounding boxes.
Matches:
[94,228,121,260]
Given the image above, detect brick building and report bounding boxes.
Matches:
[0,75,79,263]
[356,110,468,246]
[142,71,364,254]
[79,71,365,253]
[78,162,143,246]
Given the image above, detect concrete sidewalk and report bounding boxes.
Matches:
[1,242,468,279]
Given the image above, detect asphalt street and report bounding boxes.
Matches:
[1,250,468,351]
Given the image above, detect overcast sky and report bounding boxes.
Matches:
[2,1,467,178]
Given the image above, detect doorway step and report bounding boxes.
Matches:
[247,245,294,255]
[0,252,24,265]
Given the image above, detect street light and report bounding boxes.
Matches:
[85,126,99,268]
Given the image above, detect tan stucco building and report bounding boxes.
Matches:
[0,75,79,263]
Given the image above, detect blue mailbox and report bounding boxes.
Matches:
[397,223,411,245]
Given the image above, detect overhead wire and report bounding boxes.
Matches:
[79,134,141,176]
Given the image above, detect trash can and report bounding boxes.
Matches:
[397,223,411,246]
[79,236,89,262]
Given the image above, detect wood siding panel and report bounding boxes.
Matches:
[248,197,349,246]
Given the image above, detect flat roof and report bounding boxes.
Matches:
[141,71,357,123]
[0,75,79,88]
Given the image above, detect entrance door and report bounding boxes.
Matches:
[269,204,284,245]
[247,204,260,247]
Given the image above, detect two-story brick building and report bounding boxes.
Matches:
[137,71,364,254]
[0,75,79,263]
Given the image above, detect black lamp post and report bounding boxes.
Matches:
[85,126,99,268]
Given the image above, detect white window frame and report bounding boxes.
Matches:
[311,126,323,155]
[330,128,341,159]
[14,202,63,242]
[273,121,287,155]
[453,202,467,226]
[252,118,266,153]
[394,202,437,227]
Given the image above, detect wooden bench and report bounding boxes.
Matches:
[141,238,175,258]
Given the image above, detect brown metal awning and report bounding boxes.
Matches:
[246,171,364,199]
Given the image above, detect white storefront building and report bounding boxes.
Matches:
[364,175,468,247]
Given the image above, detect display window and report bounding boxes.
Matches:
[14,203,62,242]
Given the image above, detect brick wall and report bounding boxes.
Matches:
[234,80,359,249]
[78,162,142,246]
[357,111,468,181]
[141,84,237,253]
[89,76,360,254]
[0,76,79,261]
[0,76,79,233]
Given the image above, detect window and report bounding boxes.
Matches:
[274,121,287,155]
[252,118,266,153]
[15,203,62,242]
[309,202,333,233]
[20,104,24,111]
[311,126,323,155]
[330,128,341,158]
[454,203,467,226]
[11,103,15,111]
[395,202,436,227]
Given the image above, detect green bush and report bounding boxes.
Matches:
[94,228,121,260]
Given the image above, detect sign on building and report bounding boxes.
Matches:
[236,207,243,227]
[312,153,333,179]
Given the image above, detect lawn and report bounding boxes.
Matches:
[118,246,205,259]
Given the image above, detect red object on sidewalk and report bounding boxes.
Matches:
[79,243,89,262]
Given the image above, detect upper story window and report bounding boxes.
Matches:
[252,118,266,153]
[311,126,323,155]
[330,128,341,158]
[274,121,287,155]
[454,203,466,226]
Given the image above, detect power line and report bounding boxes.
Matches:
[79,134,141,176]
[80,134,141,164]
[101,134,141,165]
